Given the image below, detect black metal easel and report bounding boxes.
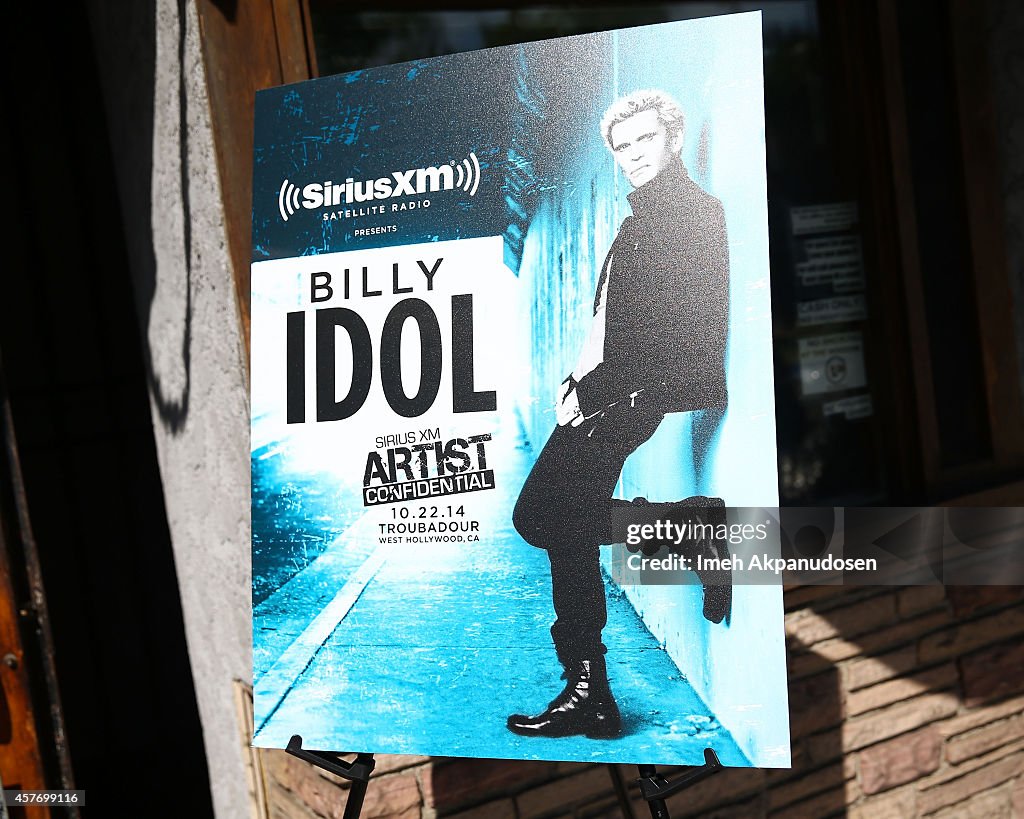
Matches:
[629,748,723,819]
[288,734,720,819]
[286,736,376,819]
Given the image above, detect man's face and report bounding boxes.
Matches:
[608,108,681,189]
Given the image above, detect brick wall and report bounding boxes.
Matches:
[247,585,1024,818]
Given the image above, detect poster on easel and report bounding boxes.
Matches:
[251,11,790,767]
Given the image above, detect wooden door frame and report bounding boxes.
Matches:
[194,0,318,366]
[0,358,76,811]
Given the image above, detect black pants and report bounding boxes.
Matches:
[512,402,664,662]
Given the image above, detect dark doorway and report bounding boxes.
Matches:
[0,5,213,813]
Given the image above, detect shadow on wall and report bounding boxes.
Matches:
[90,0,193,434]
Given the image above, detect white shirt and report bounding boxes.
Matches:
[573,253,612,380]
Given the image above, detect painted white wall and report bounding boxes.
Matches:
[87,2,252,815]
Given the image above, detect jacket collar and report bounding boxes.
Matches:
[626,158,691,218]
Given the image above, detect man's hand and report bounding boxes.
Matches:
[556,381,583,427]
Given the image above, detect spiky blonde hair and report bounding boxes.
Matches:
[600,89,685,151]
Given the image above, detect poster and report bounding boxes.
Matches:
[251,12,789,767]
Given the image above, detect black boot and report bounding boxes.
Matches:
[507,656,622,739]
[671,497,732,624]
[628,495,732,624]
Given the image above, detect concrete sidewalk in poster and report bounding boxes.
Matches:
[252,433,750,766]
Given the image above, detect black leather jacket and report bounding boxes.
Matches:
[574,159,730,418]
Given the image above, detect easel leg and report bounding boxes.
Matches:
[343,775,370,819]
[286,736,376,819]
[636,748,722,819]
[637,765,671,819]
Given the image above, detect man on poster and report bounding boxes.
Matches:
[509,89,732,739]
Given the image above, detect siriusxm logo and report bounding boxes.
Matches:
[278,152,481,222]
